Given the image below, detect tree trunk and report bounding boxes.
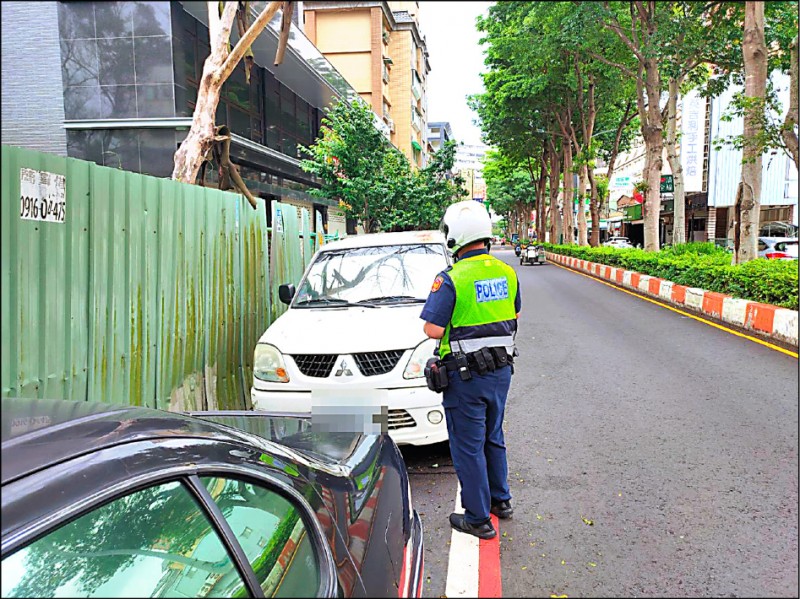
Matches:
[734,1,767,264]
[641,56,663,251]
[549,142,562,243]
[537,148,549,241]
[577,163,588,245]
[172,1,285,185]
[587,167,600,247]
[562,143,574,244]
[782,38,799,170]
[666,76,686,245]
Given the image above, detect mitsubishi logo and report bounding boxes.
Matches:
[335,359,353,377]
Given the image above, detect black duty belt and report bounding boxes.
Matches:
[442,347,513,374]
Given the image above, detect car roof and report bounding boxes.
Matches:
[1,398,268,485]
[319,230,445,252]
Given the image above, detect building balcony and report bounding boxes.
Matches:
[411,69,423,101]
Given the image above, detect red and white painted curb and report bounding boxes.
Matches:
[546,252,799,347]
[445,483,503,598]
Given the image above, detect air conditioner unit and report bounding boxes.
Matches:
[385,116,395,132]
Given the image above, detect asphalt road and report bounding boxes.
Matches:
[402,247,798,598]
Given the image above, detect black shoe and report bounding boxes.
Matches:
[449,513,497,539]
[491,500,513,519]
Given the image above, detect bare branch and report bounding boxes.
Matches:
[275,1,295,65]
[220,1,283,80]
[587,51,636,78]
[601,1,644,61]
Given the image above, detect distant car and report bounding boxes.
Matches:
[0,398,424,598]
[603,236,634,249]
[758,237,799,260]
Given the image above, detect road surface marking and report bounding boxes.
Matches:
[550,260,799,359]
[445,482,503,597]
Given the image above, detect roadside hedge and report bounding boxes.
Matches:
[542,242,799,310]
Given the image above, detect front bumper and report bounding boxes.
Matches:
[251,384,448,446]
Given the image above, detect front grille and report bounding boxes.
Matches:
[387,409,416,430]
[292,354,338,378]
[353,350,405,376]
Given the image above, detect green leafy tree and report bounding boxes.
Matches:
[300,98,392,233]
[483,150,537,239]
[300,99,464,232]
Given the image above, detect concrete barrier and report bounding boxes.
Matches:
[545,251,799,347]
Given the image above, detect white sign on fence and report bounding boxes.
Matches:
[680,90,707,192]
[19,168,66,223]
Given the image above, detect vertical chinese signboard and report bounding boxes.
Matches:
[680,90,707,192]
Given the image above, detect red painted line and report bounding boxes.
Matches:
[478,514,502,598]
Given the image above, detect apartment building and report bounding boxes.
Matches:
[427,121,453,152]
[302,1,431,167]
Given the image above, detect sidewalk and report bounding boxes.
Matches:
[546,252,799,348]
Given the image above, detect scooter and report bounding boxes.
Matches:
[514,243,522,257]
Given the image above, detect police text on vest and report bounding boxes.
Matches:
[474,278,509,303]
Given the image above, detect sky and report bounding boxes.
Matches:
[418,2,493,146]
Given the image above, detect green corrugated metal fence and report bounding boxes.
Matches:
[1,145,313,410]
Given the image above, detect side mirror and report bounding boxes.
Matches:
[278,284,296,305]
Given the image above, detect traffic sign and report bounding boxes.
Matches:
[660,175,674,193]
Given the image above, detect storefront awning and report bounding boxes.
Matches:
[411,140,422,152]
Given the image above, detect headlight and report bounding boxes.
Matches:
[254,343,289,382]
[403,338,438,379]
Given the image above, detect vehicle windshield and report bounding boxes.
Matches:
[294,243,448,306]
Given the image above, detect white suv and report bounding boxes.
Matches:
[251,231,451,446]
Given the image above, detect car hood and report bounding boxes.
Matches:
[260,304,428,353]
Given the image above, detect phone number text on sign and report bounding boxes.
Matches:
[20,167,66,223]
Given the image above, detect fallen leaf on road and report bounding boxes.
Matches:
[530,542,536,546]
[588,562,597,567]
[541,553,547,557]
[561,560,566,565]
[536,513,543,520]
[550,595,568,598]
[618,492,622,497]
[502,531,508,537]
[521,566,527,570]
[581,517,594,526]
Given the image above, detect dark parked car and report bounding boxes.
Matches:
[0,398,423,598]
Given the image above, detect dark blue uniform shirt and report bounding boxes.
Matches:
[420,248,521,327]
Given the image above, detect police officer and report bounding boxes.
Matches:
[420,200,520,540]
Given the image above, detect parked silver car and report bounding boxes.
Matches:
[603,236,634,249]
[758,237,799,260]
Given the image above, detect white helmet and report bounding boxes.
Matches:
[440,200,492,254]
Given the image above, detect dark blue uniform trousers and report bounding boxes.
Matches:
[443,365,512,525]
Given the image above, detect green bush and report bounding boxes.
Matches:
[542,243,798,310]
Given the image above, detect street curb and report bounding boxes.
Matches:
[545,252,799,348]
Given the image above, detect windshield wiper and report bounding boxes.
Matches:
[294,298,377,308]
[356,295,426,305]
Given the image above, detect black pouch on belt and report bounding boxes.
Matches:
[471,349,488,375]
[480,347,497,371]
[424,357,449,393]
[490,347,508,368]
